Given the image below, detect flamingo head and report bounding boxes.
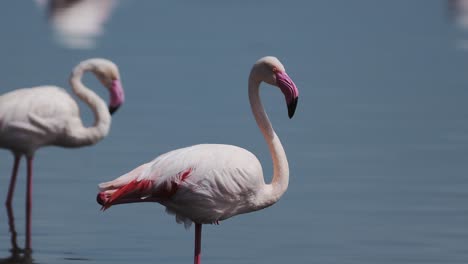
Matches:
[254,56,299,118]
[93,59,125,115]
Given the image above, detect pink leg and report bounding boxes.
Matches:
[5,155,21,206]
[6,201,19,250]
[5,155,21,251]
[25,156,34,250]
[194,223,202,264]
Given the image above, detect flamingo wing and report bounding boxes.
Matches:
[0,86,78,129]
[0,86,79,152]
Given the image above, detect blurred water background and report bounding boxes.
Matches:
[0,1,468,263]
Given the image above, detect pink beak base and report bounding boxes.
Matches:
[275,71,299,118]
[109,79,125,114]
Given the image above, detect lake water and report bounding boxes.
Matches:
[1,1,468,263]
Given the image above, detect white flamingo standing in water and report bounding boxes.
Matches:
[0,58,125,250]
[97,56,299,264]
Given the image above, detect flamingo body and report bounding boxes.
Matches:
[0,86,81,154]
[99,144,270,226]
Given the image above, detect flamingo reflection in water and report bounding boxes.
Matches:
[0,205,33,264]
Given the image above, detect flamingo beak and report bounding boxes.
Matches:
[287,97,298,118]
[109,105,120,115]
[97,192,107,206]
[109,79,125,115]
[276,71,299,119]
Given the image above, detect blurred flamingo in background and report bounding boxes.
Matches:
[0,58,125,250]
[97,56,299,264]
[449,0,468,28]
[34,0,118,49]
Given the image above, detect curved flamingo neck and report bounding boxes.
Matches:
[67,61,111,146]
[248,73,289,207]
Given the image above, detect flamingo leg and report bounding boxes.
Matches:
[5,155,21,206]
[6,201,19,250]
[25,156,34,250]
[194,223,202,264]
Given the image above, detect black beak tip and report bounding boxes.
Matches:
[287,97,299,119]
[109,105,120,115]
[96,193,104,205]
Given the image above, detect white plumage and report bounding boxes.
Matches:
[0,86,81,153]
[100,144,266,227]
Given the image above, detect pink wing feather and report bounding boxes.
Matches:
[98,159,194,210]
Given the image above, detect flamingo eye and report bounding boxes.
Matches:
[272,67,278,73]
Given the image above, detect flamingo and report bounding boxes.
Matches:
[34,0,118,49]
[0,58,125,250]
[449,0,468,28]
[97,56,299,264]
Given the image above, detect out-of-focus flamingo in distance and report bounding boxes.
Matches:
[449,0,468,28]
[97,56,299,264]
[0,58,125,250]
[34,0,118,49]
